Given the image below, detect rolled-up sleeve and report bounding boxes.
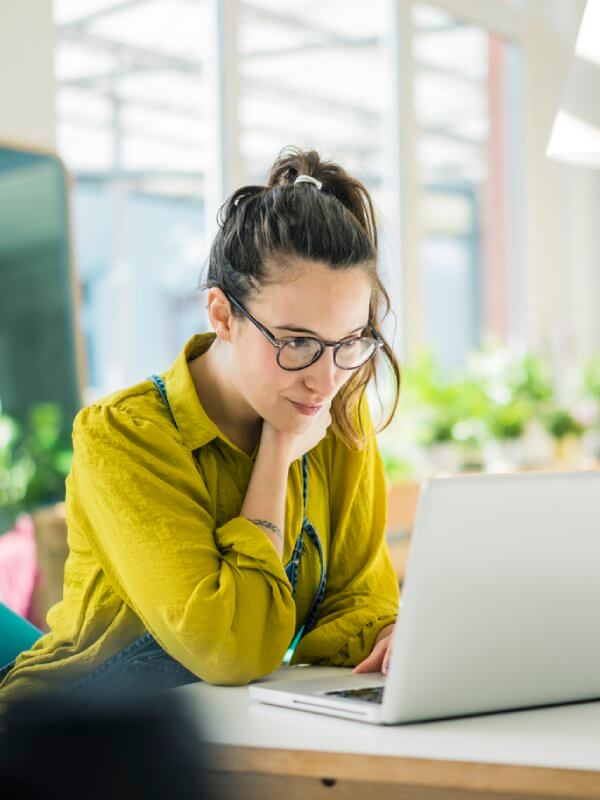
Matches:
[290,396,399,667]
[69,404,296,686]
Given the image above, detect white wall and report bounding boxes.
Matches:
[0,0,56,150]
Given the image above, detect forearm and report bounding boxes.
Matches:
[240,442,291,560]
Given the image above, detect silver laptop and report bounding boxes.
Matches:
[249,470,600,724]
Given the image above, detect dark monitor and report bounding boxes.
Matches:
[0,144,84,430]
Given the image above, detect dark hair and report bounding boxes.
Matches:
[198,145,400,450]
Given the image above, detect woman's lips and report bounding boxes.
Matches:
[290,400,323,416]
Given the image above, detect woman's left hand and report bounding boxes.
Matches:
[351,623,395,676]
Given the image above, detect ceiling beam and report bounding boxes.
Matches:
[238,1,355,46]
[59,28,203,72]
[242,35,379,60]
[56,0,151,30]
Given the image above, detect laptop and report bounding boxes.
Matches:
[249,470,600,724]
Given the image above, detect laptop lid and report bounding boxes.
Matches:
[382,470,600,723]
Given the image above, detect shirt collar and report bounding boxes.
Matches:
[162,332,221,452]
[162,332,258,459]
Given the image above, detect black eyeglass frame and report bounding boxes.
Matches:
[224,291,383,371]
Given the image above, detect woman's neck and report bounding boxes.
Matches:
[189,338,262,455]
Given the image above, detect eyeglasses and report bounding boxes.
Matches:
[224,291,383,371]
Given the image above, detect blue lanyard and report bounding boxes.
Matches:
[148,373,327,665]
[282,453,327,663]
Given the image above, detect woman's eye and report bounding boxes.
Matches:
[289,338,312,349]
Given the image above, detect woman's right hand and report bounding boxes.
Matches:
[260,402,333,466]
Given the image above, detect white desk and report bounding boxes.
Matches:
[176,665,600,799]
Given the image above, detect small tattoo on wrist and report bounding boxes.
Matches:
[250,518,282,541]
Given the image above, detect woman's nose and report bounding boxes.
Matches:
[304,347,340,397]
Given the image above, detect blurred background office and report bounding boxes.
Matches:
[1,0,599,611]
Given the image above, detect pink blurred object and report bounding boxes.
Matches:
[0,513,41,624]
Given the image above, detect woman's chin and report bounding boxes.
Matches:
[268,409,308,433]
[279,416,306,433]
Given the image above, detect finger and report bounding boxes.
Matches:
[382,643,393,675]
[353,652,385,674]
[351,640,387,674]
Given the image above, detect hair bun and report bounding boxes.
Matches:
[266,146,324,190]
[266,145,376,248]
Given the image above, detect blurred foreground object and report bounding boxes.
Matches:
[0,505,67,631]
[0,687,217,800]
[0,397,71,629]
[0,515,38,622]
[30,502,69,628]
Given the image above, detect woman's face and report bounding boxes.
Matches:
[227,260,373,432]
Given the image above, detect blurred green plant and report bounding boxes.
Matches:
[381,345,575,481]
[0,401,73,532]
[542,408,584,440]
[468,347,554,441]
[399,350,490,448]
[583,356,600,406]
[485,400,531,440]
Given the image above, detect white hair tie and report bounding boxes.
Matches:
[294,174,322,190]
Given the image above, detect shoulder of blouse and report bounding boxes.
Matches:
[73,378,178,440]
[72,380,183,460]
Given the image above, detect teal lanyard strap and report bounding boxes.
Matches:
[282,453,327,665]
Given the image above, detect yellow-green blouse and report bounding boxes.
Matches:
[0,332,398,698]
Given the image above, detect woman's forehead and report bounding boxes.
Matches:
[253,268,372,338]
[259,261,372,305]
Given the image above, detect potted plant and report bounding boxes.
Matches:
[484,399,532,470]
[542,408,585,467]
[398,350,483,474]
[466,347,554,470]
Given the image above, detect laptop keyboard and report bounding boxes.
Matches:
[323,686,384,704]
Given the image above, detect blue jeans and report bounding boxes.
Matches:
[1,633,199,693]
[0,657,15,682]
[66,632,199,693]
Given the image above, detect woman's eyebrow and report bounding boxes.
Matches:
[273,323,368,337]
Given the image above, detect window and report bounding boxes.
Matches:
[412,4,524,368]
[54,0,210,400]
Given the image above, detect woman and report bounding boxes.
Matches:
[0,146,401,698]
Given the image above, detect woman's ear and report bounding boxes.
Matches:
[206,288,236,342]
